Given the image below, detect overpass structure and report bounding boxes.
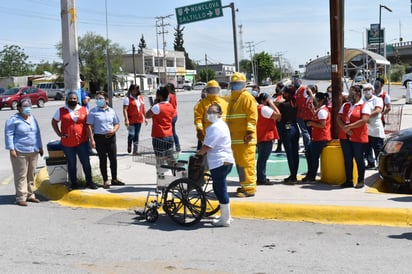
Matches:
[385,41,412,66]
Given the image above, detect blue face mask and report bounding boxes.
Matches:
[231,83,244,91]
[96,99,106,108]
[22,107,32,116]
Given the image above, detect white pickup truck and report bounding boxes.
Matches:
[37,82,65,100]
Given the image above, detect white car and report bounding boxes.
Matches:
[193,82,207,90]
[401,73,412,88]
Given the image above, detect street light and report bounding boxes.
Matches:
[379,4,392,56]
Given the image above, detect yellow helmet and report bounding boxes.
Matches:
[205,80,220,94]
[230,72,246,83]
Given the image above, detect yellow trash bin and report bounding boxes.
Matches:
[320,139,358,185]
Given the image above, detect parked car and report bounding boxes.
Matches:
[379,128,412,191]
[36,82,65,100]
[0,86,48,110]
[193,82,207,90]
[183,80,193,90]
[113,89,126,97]
[401,72,412,88]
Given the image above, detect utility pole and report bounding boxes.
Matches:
[132,44,136,85]
[329,0,344,139]
[155,14,173,85]
[245,41,255,82]
[60,0,80,95]
[105,0,113,107]
[238,24,244,61]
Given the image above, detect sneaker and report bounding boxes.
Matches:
[284,176,297,184]
[87,182,98,190]
[16,200,28,206]
[301,176,315,183]
[366,164,375,170]
[340,181,353,188]
[257,179,274,185]
[355,181,365,189]
[235,188,255,198]
[27,197,40,203]
[111,179,125,186]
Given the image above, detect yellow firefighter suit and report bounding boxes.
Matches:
[194,94,228,143]
[227,88,258,196]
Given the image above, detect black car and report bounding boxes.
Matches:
[379,128,412,190]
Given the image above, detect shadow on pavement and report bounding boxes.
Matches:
[388,232,412,240]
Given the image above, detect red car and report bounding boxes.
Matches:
[0,86,48,110]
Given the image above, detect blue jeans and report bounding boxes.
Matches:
[365,135,384,166]
[172,116,180,150]
[279,123,300,179]
[128,123,142,146]
[61,141,92,185]
[340,139,367,183]
[256,141,273,182]
[210,164,233,204]
[297,118,311,151]
[306,140,328,179]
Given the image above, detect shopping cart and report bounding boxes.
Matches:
[132,138,219,226]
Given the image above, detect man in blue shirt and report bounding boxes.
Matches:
[87,91,124,189]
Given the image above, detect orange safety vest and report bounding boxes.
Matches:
[338,102,369,143]
[311,105,332,142]
[151,102,174,138]
[257,105,279,142]
[59,107,88,147]
[127,95,145,124]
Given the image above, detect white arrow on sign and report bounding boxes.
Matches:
[207,10,213,17]
[184,7,190,14]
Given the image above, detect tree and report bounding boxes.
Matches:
[199,68,215,82]
[56,32,125,94]
[0,45,31,77]
[239,59,252,76]
[173,24,195,70]
[32,61,64,77]
[138,34,146,53]
[254,51,275,84]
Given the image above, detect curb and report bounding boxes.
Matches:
[35,167,412,227]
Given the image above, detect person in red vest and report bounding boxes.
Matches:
[51,91,97,190]
[303,92,332,182]
[165,83,181,152]
[145,86,175,157]
[373,77,391,126]
[337,85,371,189]
[256,92,281,185]
[123,84,147,155]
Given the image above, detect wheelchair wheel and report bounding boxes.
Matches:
[203,176,220,217]
[145,208,159,223]
[163,178,206,226]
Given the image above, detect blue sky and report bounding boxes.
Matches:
[0,0,411,70]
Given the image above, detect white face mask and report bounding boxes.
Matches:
[207,113,219,123]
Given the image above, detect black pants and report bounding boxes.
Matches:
[94,134,117,182]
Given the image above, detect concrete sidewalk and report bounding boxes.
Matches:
[34,97,412,228]
[35,154,412,228]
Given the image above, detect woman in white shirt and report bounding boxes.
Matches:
[197,103,234,227]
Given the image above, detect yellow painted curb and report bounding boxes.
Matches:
[230,201,412,227]
[35,167,146,210]
[35,167,412,227]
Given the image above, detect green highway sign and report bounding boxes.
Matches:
[175,0,223,25]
